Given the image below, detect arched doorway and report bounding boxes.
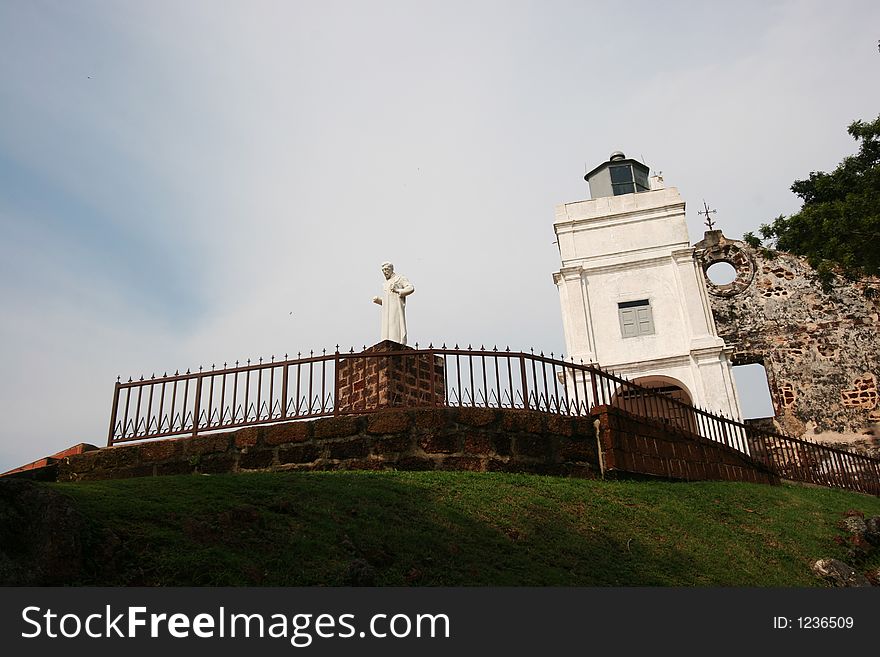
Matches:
[611,375,698,434]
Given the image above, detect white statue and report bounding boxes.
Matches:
[372,261,414,344]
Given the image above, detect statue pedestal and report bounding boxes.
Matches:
[336,341,445,412]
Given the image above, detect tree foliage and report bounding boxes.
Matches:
[744,115,880,291]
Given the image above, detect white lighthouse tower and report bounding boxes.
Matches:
[552,152,742,419]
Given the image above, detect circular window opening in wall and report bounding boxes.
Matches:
[706,261,738,285]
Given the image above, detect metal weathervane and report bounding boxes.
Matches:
[698,199,717,230]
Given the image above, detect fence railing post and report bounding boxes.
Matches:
[520,354,529,410]
[281,362,289,419]
[192,375,203,437]
[333,350,340,416]
[589,366,600,411]
[107,381,121,447]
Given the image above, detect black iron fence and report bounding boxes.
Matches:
[108,346,880,495]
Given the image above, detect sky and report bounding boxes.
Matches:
[1,0,878,472]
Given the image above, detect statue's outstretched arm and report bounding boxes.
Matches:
[372,296,382,305]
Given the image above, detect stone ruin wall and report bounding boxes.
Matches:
[694,231,879,456]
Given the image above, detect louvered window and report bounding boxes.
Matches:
[618,299,654,338]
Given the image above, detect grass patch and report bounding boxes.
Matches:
[51,471,880,586]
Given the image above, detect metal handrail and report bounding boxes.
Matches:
[107,346,880,495]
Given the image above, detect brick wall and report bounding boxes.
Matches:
[593,405,779,485]
[337,340,445,412]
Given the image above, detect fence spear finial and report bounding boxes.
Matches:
[117,375,121,383]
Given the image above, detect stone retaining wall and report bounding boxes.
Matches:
[56,408,602,482]
[54,406,779,488]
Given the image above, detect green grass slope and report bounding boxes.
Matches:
[51,471,880,586]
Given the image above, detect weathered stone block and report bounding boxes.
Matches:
[327,438,369,460]
[367,410,411,435]
[456,407,497,427]
[485,458,510,472]
[501,410,544,434]
[811,558,872,587]
[94,446,140,470]
[547,415,574,436]
[232,427,261,449]
[139,439,182,463]
[155,461,193,477]
[112,465,156,479]
[239,449,276,470]
[418,433,460,454]
[278,444,321,464]
[198,454,238,474]
[515,435,553,459]
[560,439,597,462]
[313,416,360,440]
[64,454,96,473]
[185,434,231,456]
[463,433,494,454]
[263,421,311,446]
[492,434,512,456]
[412,408,448,431]
[373,435,412,454]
